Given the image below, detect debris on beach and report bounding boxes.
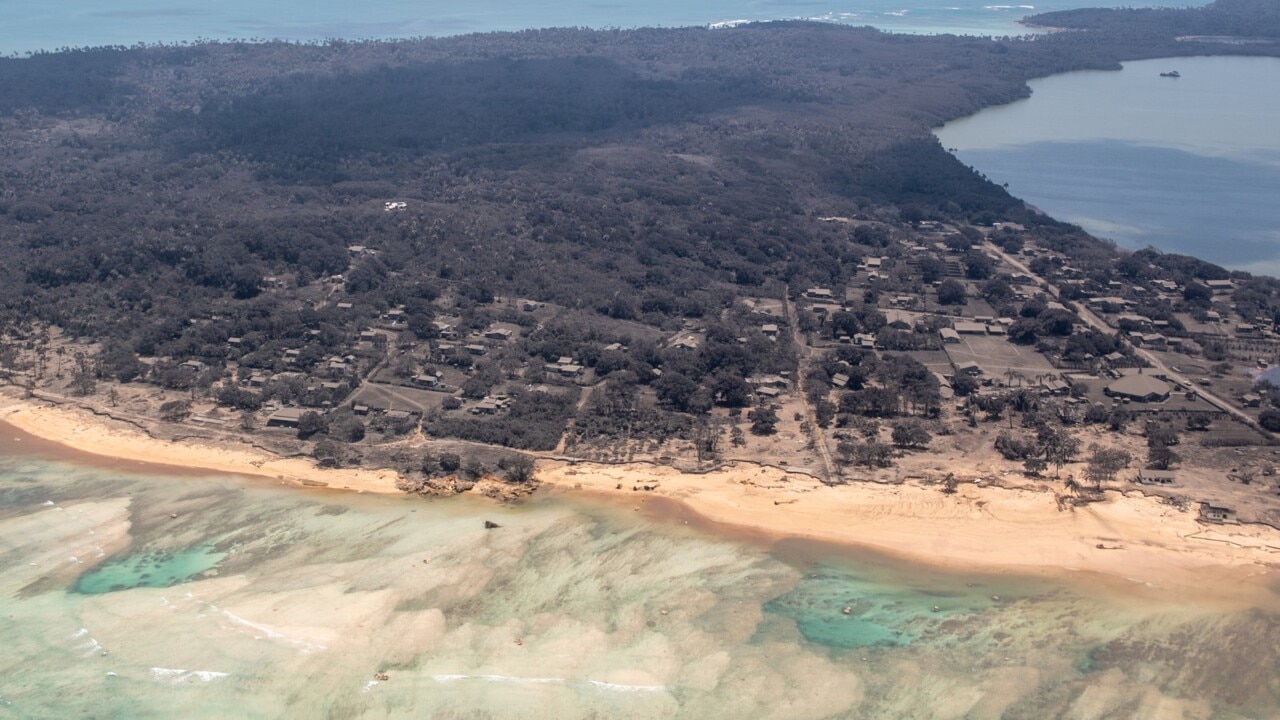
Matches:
[483,520,501,529]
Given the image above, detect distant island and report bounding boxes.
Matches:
[1160,69,1182,76]
[3,0,1280,549]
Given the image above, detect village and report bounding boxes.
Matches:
[4,215,1280,528]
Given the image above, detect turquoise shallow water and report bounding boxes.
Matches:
[0,0,1194,54]
[763,565,1015,649]
[73,543,227,594]
[3,431,1280,717]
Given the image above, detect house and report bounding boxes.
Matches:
[248,374,269,388]
[940,328,961,344]
[335,302,353,310]
[484,328,514,342]
[831,373,850,389]
[1106,373,1171,403]
[1136,469,1176,486]
[1199,501,1237,523]
[227,337,243,347]
[464,344,489,356]
[521,300,541,312]
[266,408,309,429]
[761,323,780,338]
[749,375,790,390]
[1242,392,1263,408]
[1205,279,1234,294]
[359,330,387,346]
[557,363,584,377]
[805,287,835,301]
[853,333,876,349]
[953,321,987,335]
[1087,297,1134,311]
[1236,324,1258,336]
[412,373,442,388]
[1039,378,1070,396]
[956,362,983,377]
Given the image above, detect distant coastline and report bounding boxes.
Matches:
[0,0,1199,56]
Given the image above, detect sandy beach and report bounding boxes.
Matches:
[0,395,402,494]
[4,393,1280,603]
[538,461,1280,605]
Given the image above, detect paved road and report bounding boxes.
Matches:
[986,241,1263,430]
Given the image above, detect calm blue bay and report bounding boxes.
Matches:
[2,1,1192,54]
[936,55,1280,274]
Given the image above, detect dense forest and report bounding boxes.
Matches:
[4,13,1272,343]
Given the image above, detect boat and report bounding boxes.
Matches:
[1160,70,1181,78]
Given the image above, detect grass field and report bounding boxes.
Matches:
[943,335,1058,381]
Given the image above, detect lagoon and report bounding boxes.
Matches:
[936,55,1280,274]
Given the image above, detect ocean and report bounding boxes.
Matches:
[936,55,1280,274]
[2,1,1192,55]
[3,432,1280,717]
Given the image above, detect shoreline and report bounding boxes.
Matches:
[3,393,1280,604]
[0,394,403,494]
[536,461,1280,606]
